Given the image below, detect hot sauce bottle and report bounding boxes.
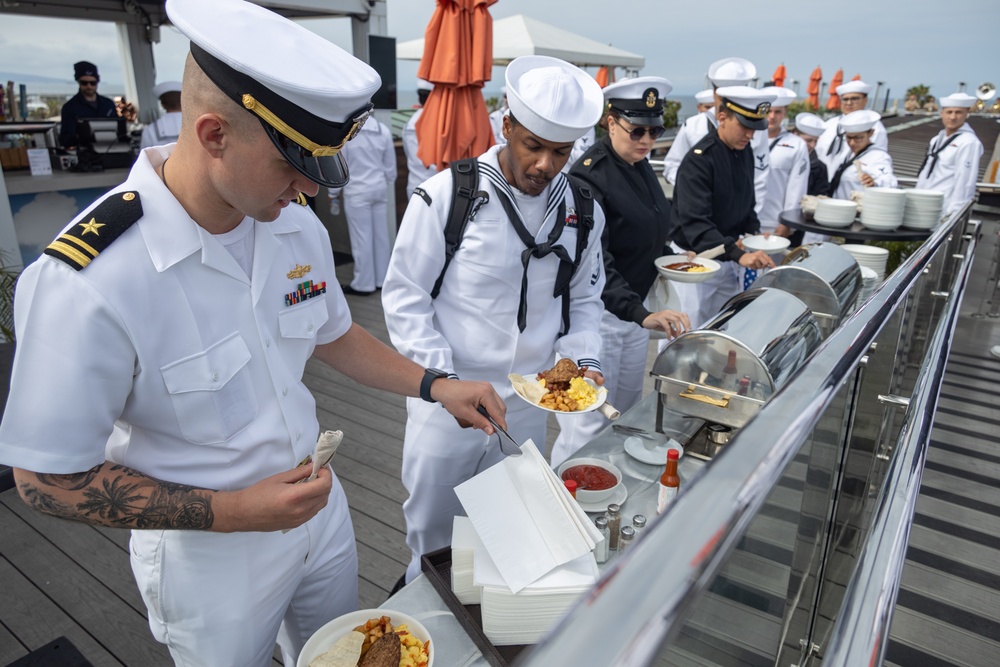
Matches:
[657,449,681,514]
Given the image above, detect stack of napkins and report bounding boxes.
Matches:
[476,544,598,645]
[451,516,483,605]
[455,438,603,593]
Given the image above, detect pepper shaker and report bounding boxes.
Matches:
[606,503,622,550]
[618,525,636,555]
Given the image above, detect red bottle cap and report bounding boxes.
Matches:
[564,479,578,497]
[667,449,680,460]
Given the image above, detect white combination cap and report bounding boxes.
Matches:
[794,112,826,136]
[716,85,776,130]
[152,81,182,98]
[603,76,673,126]
[836,80,873,96]
[838,109,881,133]
[416,79,434,91]
[939,92,976,109]
[165,0,381,188]
[760,86,796,108]
[695,88,715,105]
[708,57,756,87]
[505,55,604,143]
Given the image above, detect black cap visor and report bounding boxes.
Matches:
[734,114,767,131]
[260,121,352,188]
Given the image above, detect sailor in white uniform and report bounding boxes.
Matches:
[488,85,508,146]
[828,109,897,201]
[383,55,607,582]
[662,57,770,214]
[817,80,888,179]
[695,88,715,113]
[139,80,182,149]
[335,116,397,295]
[759,87,809,235]
[402,79,438,198]
[916,92,983,219]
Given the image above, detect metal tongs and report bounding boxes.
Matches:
[477,405,522,457]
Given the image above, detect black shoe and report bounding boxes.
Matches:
[340,284,375,296]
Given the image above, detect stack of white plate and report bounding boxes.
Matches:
[860,187,907,230]
[903,189,945,229]
[814,198,857,228]
[855,266,880,308]
[841,244,889,280]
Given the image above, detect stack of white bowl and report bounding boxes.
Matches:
[841,244,889,280]
[860,188,907,231]
[903,189,945,229]
[855,266,880,308]
[814,198,858,228]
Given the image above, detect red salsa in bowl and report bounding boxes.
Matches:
[561,464,618,491]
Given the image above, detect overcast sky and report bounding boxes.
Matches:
[1,0,996,106]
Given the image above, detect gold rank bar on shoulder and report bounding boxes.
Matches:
[44,191,143,271]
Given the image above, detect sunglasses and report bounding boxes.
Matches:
[78,79,98,87]
[614,118,665,141]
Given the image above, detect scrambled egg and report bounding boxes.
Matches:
[566,377,597,410]
[686,265,711,273]
[395,625,429,667]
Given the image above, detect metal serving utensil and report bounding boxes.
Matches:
[477,405,522,457]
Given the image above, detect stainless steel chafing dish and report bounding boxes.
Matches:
[651,287,823,430]
[751,242,862,338]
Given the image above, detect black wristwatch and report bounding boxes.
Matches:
[420,368,450,403]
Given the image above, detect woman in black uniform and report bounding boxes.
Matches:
[551,77,690,465]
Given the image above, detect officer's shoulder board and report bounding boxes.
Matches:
[295,193,309,206]
[44,191,143,271]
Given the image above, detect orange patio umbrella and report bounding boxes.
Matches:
[772,63,786,88]
[826,68,844,110]
[416,0,498,171]
[595,66,615,88]
[807,66,823,108]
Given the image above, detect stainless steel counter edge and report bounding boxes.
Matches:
[514,206,972,667]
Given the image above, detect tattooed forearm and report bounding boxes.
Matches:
[17,464,215,530]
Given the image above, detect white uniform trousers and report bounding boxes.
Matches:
[344,190,391,292]
[130,480,357,667]
[551,312,649,467]
[402,397,547,582]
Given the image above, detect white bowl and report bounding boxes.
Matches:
[813,212,855,228]
[557,457,623,504]
[742,235,790,253]
[655,255,722,283]
[817,198,858,212]
[298,609,433,667]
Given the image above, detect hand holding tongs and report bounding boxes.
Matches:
[477,405,522,457]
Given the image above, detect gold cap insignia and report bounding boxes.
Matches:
[583,158,592,166]
[287,264,312,280]
[122,192,136,201]
[79,218,105,235]
[645,89,657,108]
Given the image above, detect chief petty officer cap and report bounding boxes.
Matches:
[794,112,826,137]
[760,86,796,108]
[504,55,604,143]
[165,0,381,188]
[940,92,977,109]
[708,57,756,87]
[152,80,182,99]
[836,80,873,97]
[602,76,673,127]
[838,109,881,133]
[695,88,715,105]
[715,86,776,131]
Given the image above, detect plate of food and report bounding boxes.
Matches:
[741,234,790,253]
[298,609,432,667]
[510,359,607,414]
[654,255,721,283]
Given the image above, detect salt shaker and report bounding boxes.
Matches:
[606,503,622,550]
[594,515,610,564]
[618,525,636,555]
[632,514,647,538]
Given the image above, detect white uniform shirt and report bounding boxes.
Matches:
[664,108,769,213]
[339,118,396,198]
[915,123,983,217]
[830,145,897,200]
[0,146,352,490]
[489,107,507,146]
[760,130,810,232]
[382,144,606,388]
[563,126,596,173]
[817,117,888,180]
[402,108,438,197]
[139,111,182,149]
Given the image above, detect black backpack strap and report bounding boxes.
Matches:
[556,175,595,334]
[430,158,486,298]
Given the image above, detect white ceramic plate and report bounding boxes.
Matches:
[576,482,628,513]
[742,235,790,253]
[623,435,685,465]
[654,255,722,284]
[511,373,608,414]
[297,609,433,667]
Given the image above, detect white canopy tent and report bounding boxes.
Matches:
[398,14,644,71]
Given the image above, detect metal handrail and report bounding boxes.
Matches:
[517,202,975,666]
[895,175,1000,192]
[822,221,979,667]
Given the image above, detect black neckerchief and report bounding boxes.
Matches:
[828,144,875,195]
[917,132,961,178]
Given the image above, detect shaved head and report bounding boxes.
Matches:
[181,52,258,139]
